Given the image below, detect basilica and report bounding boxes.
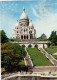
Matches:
[13,8,36,39]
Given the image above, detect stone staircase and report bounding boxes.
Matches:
[39,48,57,66]
[24,47,33,68]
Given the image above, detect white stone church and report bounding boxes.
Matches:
[13,8,36,39]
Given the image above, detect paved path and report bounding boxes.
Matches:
[24,47,33,67]
[39,48,57,66]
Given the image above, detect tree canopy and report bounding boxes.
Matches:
[1,43,26,72]
[1,30,8,43]
[49,31,57,45]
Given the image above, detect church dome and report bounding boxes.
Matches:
[29,20,34,27]
[15,20,19,26]
[20,8,29,20]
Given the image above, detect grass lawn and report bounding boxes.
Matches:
[32,39,48,42]
[44,48,57,60]
[9,39,21,42]
[27,48,52,66]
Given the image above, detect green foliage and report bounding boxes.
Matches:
[32,39,48,42]
[49,31,57,45]
[1,30,8,43]
[1,43,26,72]
[22,45,25,48]
[1,68,5,73]
[9,39,21,42]
[28,45,32,48]
[19,60,25,65]
[51,46,57,48]
[27,48,52,66]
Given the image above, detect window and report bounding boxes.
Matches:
[24,29,25,32]
[29,31,32,33]
[20,24,22,26]
[17,31,18,33]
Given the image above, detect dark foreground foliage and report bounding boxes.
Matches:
[1,30,8,43]
[49,31,57,45]
[1,43,27,72]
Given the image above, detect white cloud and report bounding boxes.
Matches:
[33,12,57,38]
[31,0,57,38]
[32,8,40,17]
[32,0,50,17]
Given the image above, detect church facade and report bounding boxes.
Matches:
[13,8,36,39]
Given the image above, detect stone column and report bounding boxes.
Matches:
[44,44,47,48]
[20,35,21,39]
[28,34,30,39]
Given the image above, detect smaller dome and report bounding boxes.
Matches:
[29,20,34,27]
[15,20,19,26]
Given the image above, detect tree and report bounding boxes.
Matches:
[22,45,25,48]
[1,30,8,43]
[28,44,32,48]
[49,31,57,45]
[1,43,26,72]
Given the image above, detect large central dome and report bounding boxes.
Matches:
[20,8,29,20]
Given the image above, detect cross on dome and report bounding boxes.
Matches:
[23,8,25,12]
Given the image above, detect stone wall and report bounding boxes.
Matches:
[18,42,49,48]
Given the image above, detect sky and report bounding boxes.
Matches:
[0,0,57,38]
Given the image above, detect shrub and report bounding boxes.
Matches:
[28,45,32,48]
[11,39,14,41]
[34,45,38,48]
[22,45,25,48]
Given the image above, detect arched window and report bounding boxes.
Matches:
[34,45,38,48]
[21,35,23,39]
[27,35,28,39]
[24,35,26,39]
[24,29,25,32]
